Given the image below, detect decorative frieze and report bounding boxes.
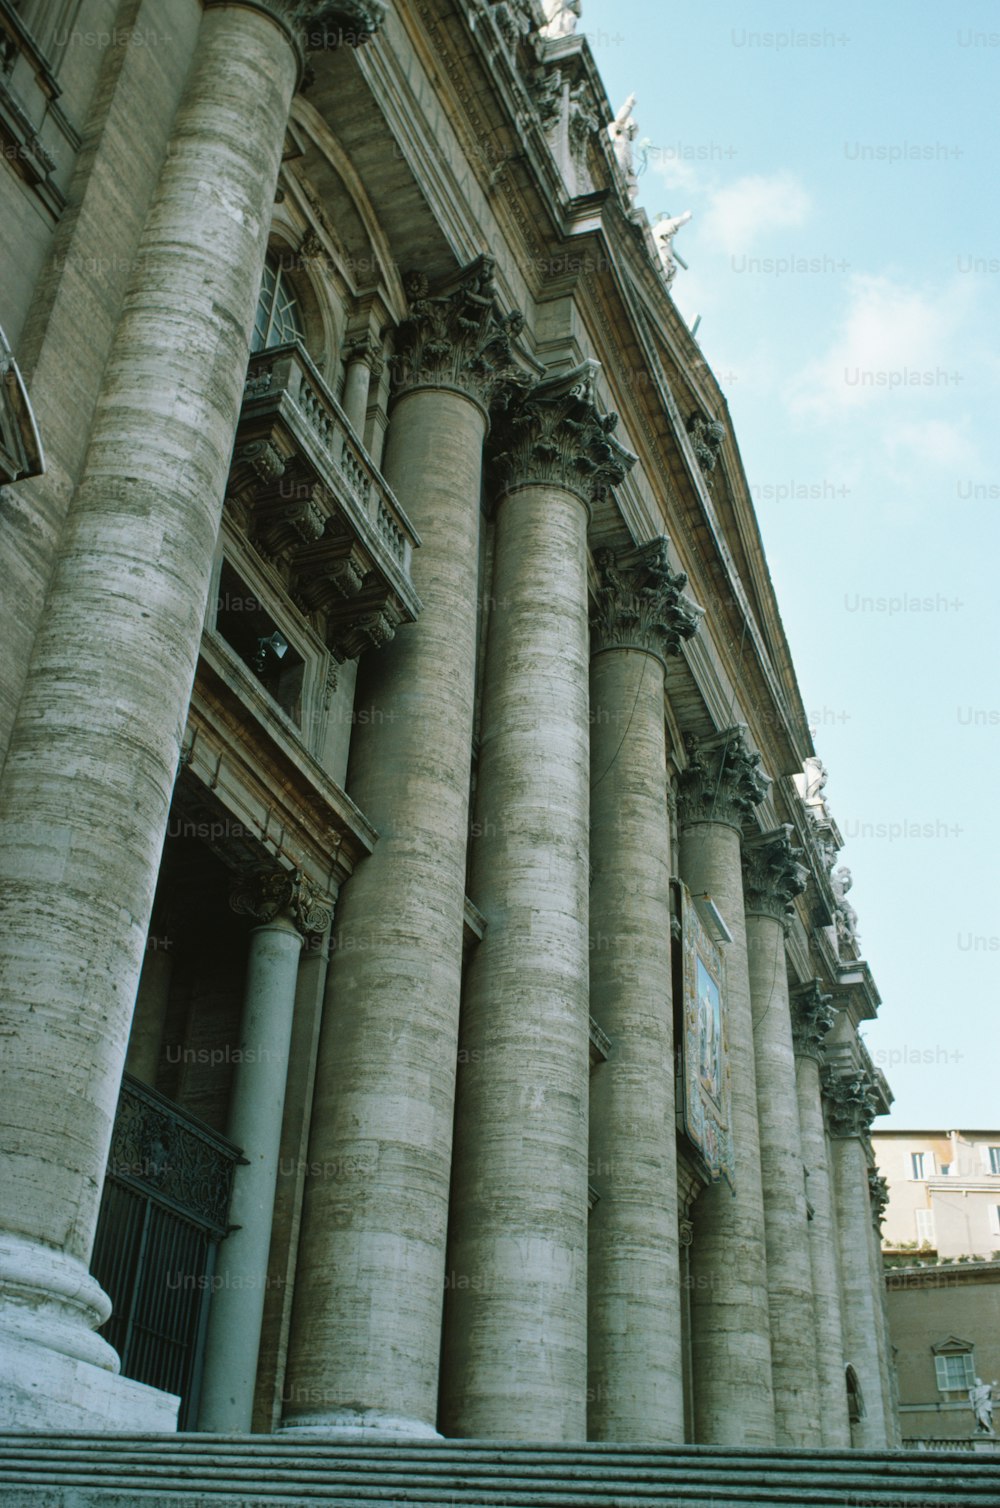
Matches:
[230,864,334,938]
[591,537,700,667]
[741,825,807,923]
[392,256,526,413]
[677,725,769,831]
[822,1067,880,1140]
[790,979,837,1061]
[490,359,635,508]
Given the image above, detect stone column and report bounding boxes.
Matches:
[341,336,383,434]
[440,363,634,1441]
[0,0,382,1432]
[587,539,698,1443]
[678,728,776,1446]
[790,981,852,1448]
[825,1069,888,1446]
[282,260,524,1439]
[197,868,332,1432]
[742,828,821,1447]
[123,933,175,1087]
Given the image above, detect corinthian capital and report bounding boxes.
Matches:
[742,825,807,922]
[489,360,635,508]
[210,2,385,64]
[677,726,769,831]
[790,979,836,1061]
[591,537,701,667]
[391,256,526,413]
[822,1067,879,1139]
[230,864,334,938]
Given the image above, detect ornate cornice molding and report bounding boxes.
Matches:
[209,1,385,71]
[822,1067,880,1140]
[590,537,701,668]
[790,979,837,1061]
[741,824,807,923]
[489,359,635,509]
[391,255,526,416]
[677,726,769,832]
[230,864,334,938]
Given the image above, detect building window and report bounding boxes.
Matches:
[251,255,304,353]
[989,1146,1000,1175]
[915,1208,936,1246]
[911,1151,931,1179]
[990,1204,1000,1237]
[935,1352,975,1392]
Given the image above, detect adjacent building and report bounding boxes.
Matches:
[0,0,898,1449]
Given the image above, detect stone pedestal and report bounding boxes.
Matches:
[826,1070,889,1447]
[0,0,364,1431]
[791,981,851,1447]
[586,540,697,1443]
[742,829,821,1447]
[441,364,633,1441]
[678,729,776,1447]
[282,262,522,1439]
[197,871,330,1432]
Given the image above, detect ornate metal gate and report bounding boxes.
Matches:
[90,1074,243,1427]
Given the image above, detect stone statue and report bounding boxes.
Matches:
[802,755,828,804]
[540,0,581,38]
[652,210,692,287]
[608,94,639,204]
[970,1378,997,1434]
[831,865,859,953]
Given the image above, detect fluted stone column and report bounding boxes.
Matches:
[825,1069,888,1446]
[678,728,776,1446]
[441,363,634,1440]
[790,981,851,1447]
[742,828,821,1447]
[198,869,332,1432]
[282,260,524,1439]
[587,539,697,1443]
[0,0,382,1432]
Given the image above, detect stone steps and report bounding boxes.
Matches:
[1,1436,999,1507]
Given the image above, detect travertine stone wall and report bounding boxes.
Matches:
[0,0,301,1427]
[679,730,776,1446]
[283,260,519,1438]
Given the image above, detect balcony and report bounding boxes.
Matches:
[226,342,421,662]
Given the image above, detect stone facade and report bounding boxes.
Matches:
[0,0,895,1447]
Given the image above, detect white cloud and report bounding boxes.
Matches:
[882,418,971,470]
[699,172,811,255]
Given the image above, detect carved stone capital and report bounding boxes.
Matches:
[591,537,700,667]
[677,726,769,831]
[741,825,807,923]
[790,979,837,1061]
[230,864,334,938]
[868,1168,889,1231]
[211,1,385,69]
[391,255,526,414]
[822,1067,879,1140]
[490,359,635,509]
[687,410,726,483]
[345,335,385,378]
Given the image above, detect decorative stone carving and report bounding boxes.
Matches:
[653,212,692,289]
[868,1169,889,1231]
[221,1,386,62]
[489,0,534,47]
[568,78,600,178]
[528,65,563,130]
[802,755,828,805]
[0,323,44,485]
[344,334,385,377]
[490,359,635,508]
[591,536,700,667]
[392,255,526,413]
[741,825,807,923]
[832,865,860,955]
[540,0,581,37]
[677,726,770,831]
[608,94,639,205]
[790,979,836,1061]
[230,864,334,938]
[822,1068,879,1139]
[686,410,726,479]
[679,1219,694,1248]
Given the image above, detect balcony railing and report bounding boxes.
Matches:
[228,343,421,663]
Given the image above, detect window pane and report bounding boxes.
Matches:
[989,1146,1000,1175]
[251,256,304,354]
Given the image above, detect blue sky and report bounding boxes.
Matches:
[584,0,1000,1126]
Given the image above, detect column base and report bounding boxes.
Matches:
[280,1407,442,1440]
[0,1330,179,1430]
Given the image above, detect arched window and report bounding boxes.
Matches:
[251,255,304,353]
